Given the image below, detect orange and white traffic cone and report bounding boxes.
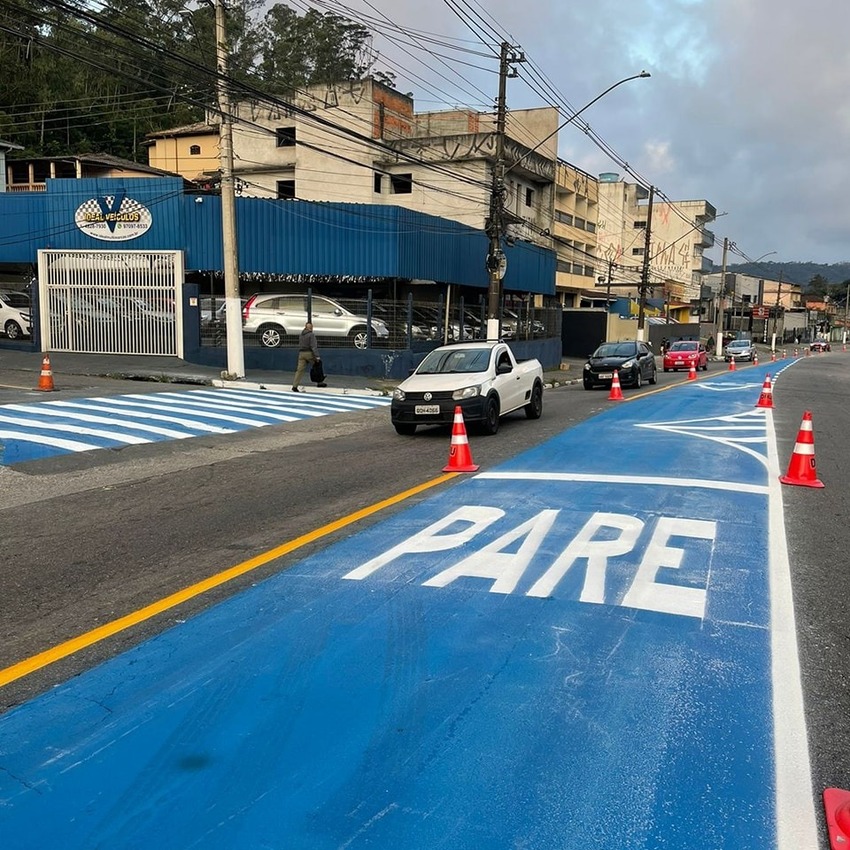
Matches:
[688,362,697,381]
[608,369,624,401]
[37,353,55,392]
[823,788,850,850]
[779,411,824,488]
[728,356,736,371]
[753,352,759,366]
[794,348,798,357]
[805,347,811,357]
[783,349,787,359]
[755,374,773,409]
[443,406,479,472]
[771,351,776,362]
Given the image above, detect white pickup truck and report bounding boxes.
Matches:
[390,341,544,435]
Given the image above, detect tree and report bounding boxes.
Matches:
[807,274,830,296]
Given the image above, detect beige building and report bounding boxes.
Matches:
[552,160,599,306]
[596,175,715,312]
[144,78,562,258]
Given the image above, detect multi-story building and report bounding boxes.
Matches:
[145,78,562,260]
[596,174,715,314]
[552,160,599,306]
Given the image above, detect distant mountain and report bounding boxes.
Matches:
[706,261,850,288]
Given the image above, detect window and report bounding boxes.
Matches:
[632,247,644,256]
[276,180,295,200]
[390,173,413,194]
[555,210,573,226]
[276,127,296,147]
[574,217,586,229]
[556,260,571,273]
[633,220,647,228]
[525,187,534,207]
[189,144,201,155]
[374,172,383,193]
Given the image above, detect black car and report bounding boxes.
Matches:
[583,340,657,390]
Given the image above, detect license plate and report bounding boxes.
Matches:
[598,372,613,380]
[415,404,440,415]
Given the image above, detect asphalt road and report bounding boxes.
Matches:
[0,356,847,847]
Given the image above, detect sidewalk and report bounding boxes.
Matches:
[0,348,584,397]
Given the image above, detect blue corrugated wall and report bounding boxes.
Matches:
[0,180,555,295]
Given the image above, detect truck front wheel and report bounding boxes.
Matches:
[481,395,500,435]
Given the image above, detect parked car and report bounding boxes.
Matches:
[241,293,389,349]
[583,340,657,390]
[201,297,247,327]
[0,290,32,340]
[810,339,831,352]
[501,308,544,340]
[391,341,543,435]
[663,340,708,372]
[724,339,755,362]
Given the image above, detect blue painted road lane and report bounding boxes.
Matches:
[0,362,817,848]
[0,387,391,464]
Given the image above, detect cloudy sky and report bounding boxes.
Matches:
[318,0,850,265]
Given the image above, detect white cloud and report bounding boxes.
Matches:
[340,0,850,262]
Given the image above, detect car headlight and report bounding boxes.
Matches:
[373,320,389,336]
[452,385,480,401]
[584,363,591,371]
[621,359,635,369]
[393,388,406,401]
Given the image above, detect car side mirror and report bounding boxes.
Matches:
[334,309,343,316]
[497,362,513,374]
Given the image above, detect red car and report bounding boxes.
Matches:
[663,340,708,372]
[810,339,831,352]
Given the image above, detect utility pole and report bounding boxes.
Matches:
[714,236,730,357]
[771,270,783,350]
[215,0,245,379]
[636,185,654,341]
[485,42,524,341]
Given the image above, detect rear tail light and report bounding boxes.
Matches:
[242,295,257,321]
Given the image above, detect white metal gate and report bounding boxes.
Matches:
[37,250,184,356]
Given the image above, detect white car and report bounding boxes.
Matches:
[391,341,544,435]
[241,293,389,349]
[0,290,32,340]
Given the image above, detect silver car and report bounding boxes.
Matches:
[241,293,389,349]
[724,338,755,361]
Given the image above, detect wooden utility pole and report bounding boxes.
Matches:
[637,185,654,340]
[485,42,524,341]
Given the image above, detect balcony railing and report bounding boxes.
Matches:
[6,183,47,192]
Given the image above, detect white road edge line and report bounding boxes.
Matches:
[475,471,769,495]
[765,409,818,848]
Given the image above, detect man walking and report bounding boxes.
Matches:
[292,321,323,392]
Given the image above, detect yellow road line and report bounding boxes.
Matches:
[0,472,459,688]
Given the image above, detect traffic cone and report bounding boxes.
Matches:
[805,347,811,357]
[688,362,697,381]
[779,411,824,488]
[37,353,55,392]
[824,788,850,850]
[755,374,773,409]
[783,349,787,358]
[443,406,479,472]
[770,351,776,362]
[728,356,736,371]
[794,348,798,357]
[753,352,759,365]
[608,369,624,401]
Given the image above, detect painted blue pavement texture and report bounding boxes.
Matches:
[0,362,817,849]
[0,387,390,464]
